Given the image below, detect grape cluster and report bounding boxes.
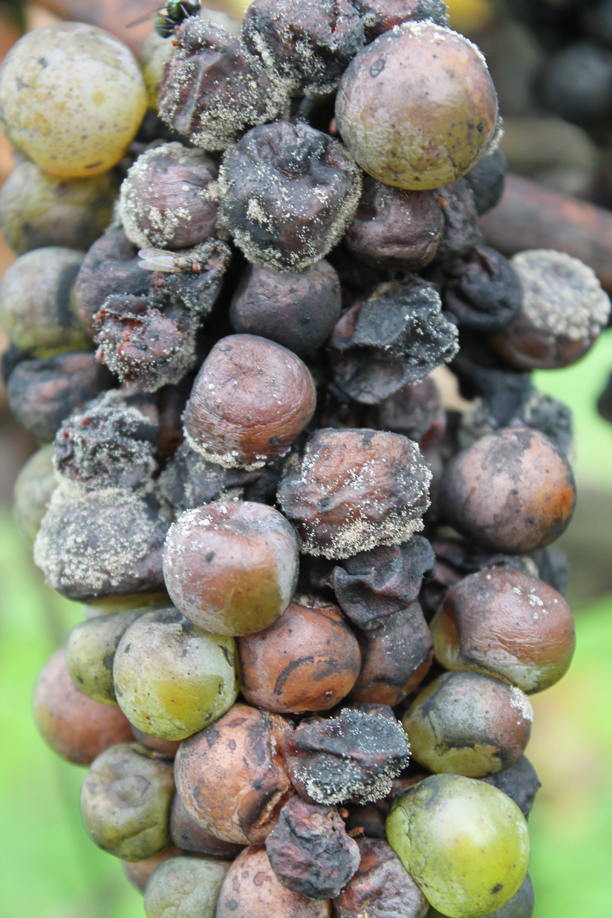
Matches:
[0,5,609,918]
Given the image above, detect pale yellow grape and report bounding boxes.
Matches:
[0,23,147,177]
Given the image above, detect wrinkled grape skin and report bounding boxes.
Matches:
[80,742,175,861]
[336,23,498,190]
[0,23,147,177]
[144,856,231,918]
[113,607,238,741]
[386,775,530,918]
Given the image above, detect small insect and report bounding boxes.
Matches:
[127,1,202,38]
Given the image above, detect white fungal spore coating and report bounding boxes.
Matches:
[511,249,611,340]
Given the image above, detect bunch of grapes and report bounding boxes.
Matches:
[0,3,609,917]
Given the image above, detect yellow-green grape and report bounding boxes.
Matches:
[139,30,173,111]
[12,444,57,542]
[0,247,89,356]
[335,21,499,190]
[113,607,238,741]
[403,672,532,777]
[80,742,174,861]
[386,774,530,918]
[0,161,119,255]
[82,593,170,619]
[427,873,534,917]
[66,609,146,705]
[0,23,147,178]
[144,856,231,918]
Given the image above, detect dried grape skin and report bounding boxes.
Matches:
[219,121,362,273]
[7,351,114,444]
[119,142,219,251]
[229,261,342,356]
[158,19,287,151]
[265,796,360,900]
[333,836,429,918]
[74,229,151,338]
[278,428,431,560]
[345,177,445,271]
[33,481,169,601]
[241,0,365,96]
[349,601,434,706]
[0,23,147,177]
[328,279,459,404]
[54,389,158,491]
[174,703,294,845]
[283,707,411,806]
[216,846,332,918]
[311,536,436,629]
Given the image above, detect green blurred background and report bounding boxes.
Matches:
[2,1,612,917]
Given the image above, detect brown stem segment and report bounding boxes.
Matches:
[480,173,612,293]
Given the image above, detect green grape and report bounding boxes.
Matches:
[81,593,170,619]
[0,247,89,356]
[113,607,238,741]
[0,161,119,255]
[0,23,147,178]
[12,444,57,542]
[80,742,174,861]
[427,873,534,917]
[66,608,146,705]
[138,30,173,111]
[386,775,530,918]
[144,856,230,918]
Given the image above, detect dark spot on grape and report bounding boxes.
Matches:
[492,883,503,894]
[206,552,215,563]
[370,57,385,76]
